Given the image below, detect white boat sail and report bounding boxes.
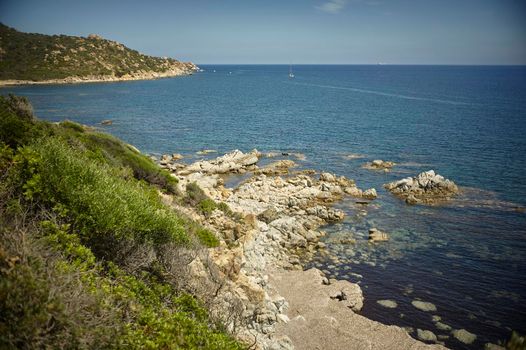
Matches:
[289,64,295,78]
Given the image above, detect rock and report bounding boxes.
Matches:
[258,207,280,224]
[183,149,259,174]
[196,149,217,155]
[435,322,451,331]
[88,33,103,40]
[368,228,389,242]
[320,172,336,182]
[257,160,296,175]
[452,329,477,344]
[417,329,437,342]
[100,119,112,125]
[411,300,437,312]
[362,188,378,199]
[377,299,398,308]
[326,278,364,312]
[172,153,184,160]
[344,186,363,197]
[484,343,506,350]
[384,170,458,205]
[363,159,396,171]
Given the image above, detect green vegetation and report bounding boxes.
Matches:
[0,95,242,349]
[0,23,195,81]
[185,182,240,221]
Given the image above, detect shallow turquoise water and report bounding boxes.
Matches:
[2,65,526,348]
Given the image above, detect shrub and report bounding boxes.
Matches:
[73,132,179,194]
[0,95,48,148]
[20,137,189,257]
[185,182,208,206]
[60,119,85,133]
[0,226,118,350]
[4,94,34,121]
[198,198,218,217]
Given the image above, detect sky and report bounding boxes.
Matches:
[1,0,525,64]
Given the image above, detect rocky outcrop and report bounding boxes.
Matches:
[363,159,396,171]
[384,170,458,205]
[318,172,378,200]
[160,150,446,350]
[180,149,260,175]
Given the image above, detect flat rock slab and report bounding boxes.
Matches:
[269,269,448,350]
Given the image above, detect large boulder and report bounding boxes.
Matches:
[384,170,458,204]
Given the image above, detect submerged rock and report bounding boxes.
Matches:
[384,170,458,205]
[377,299,398,308]
[435,322,451,331]
[196,149,217,155]
[417,329,438,342]
[452,329,477,344]
[368,228,389,242]
[411,300,437,312]
[363,159,396,171]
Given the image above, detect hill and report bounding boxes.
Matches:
[0,23,197,84]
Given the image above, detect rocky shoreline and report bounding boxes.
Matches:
[157,149,449,349]
[0,62,198,86]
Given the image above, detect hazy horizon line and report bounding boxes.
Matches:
[196,63,526,66]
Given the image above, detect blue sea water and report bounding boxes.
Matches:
[2,65,526,349]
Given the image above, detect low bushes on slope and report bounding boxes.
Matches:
[0,95,236,349]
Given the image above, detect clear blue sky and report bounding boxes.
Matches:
[1,0,525,64]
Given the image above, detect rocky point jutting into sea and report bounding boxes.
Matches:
[153,149,455,349]
[0,23,199,86]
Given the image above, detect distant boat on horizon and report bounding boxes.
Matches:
[289,64,295,78]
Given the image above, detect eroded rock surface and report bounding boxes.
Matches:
[270,269,447,350]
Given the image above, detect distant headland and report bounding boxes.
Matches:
[0,23,198,85]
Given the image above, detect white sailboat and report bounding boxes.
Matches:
[288,64,295,78]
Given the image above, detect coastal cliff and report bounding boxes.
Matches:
[0,24,197,85]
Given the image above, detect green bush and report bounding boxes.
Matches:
[198,198,218,217]
[60,119,85,133]
[0,95,48,148]
[185,182,208,206]
[0,227,118,350]
[19,137,189,255]
[73,131,179,194]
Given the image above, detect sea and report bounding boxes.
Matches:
[2,65,526,349]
